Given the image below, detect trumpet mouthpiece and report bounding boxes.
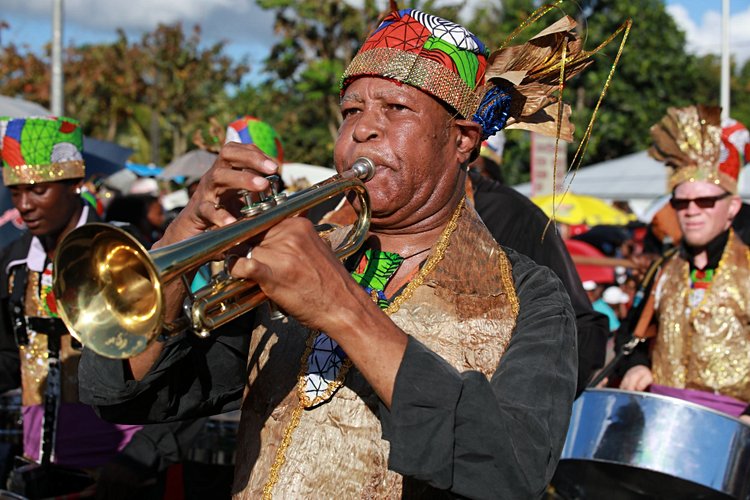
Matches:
[351,157,376,182]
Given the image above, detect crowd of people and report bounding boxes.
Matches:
[0,4,749,500]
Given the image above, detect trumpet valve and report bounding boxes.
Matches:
[239,176,286,217]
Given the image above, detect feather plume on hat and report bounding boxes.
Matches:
[648,105,736,193]
[483,16,592,141]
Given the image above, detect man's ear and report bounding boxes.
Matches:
[454,119,482,166]
[727,194,743,221]
[70,179,84,196]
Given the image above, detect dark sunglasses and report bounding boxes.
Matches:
[670,192,731,211]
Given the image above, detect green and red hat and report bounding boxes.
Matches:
[341,8,489,120]
[2,116,85,186]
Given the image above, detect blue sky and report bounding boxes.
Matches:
[2,0,750,83]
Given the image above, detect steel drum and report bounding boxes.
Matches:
[552,388,750,500]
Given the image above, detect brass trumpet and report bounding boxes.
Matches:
[52,157,376,359]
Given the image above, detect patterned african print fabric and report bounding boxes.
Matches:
[341,9,487,119]
[689,267,714,307]
[303,249,404,402]
[2,116,85,185]
[225,116,284,163]
[351,249,405,308]
[360,9,486,89]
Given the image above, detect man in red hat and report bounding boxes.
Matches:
[79,7,621,498]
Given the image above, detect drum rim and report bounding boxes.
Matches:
[583,387,750,427]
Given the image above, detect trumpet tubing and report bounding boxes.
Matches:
[53,158,376,359]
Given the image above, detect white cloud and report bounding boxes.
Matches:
[667,3,750,67]
[4,0,277,48]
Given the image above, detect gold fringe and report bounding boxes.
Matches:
[543,17,632,239]
[497,1,564,51]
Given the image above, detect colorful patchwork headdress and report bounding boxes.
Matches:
[341,6,622,142]
[649,105,746,194]
[0,117,10,146]
[225,116,284,163]
[2,116,85,186]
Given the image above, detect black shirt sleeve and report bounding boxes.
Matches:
[78,316,253,424]
[471,172,607,393]
[380,249,578,499]
[116,419,208,473]
[0,245,21,394]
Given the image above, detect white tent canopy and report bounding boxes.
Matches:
[514,150,750,220]
[0,95,50,117]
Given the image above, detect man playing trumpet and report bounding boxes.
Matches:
[78,7,615,498]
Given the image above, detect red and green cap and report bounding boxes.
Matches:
[2,116,85,186]
[225,116,284,163]
[341,8,488,119]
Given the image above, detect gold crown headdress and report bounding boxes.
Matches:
[649,105,738,193]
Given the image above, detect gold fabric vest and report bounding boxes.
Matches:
[10,270,81,407]
[232,204,518,498]
[652,233,750,402]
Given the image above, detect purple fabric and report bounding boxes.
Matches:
[23,403,142,468]
[649,384,747,418]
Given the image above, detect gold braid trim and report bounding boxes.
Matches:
[261,404,303,500]
[261,198,466,498]
[497,249,519,319]
[3,160,85,186]
[384,198,464,315]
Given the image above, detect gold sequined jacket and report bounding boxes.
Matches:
[652,232,750,402]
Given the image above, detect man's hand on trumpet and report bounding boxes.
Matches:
[228,216,381,335]
[155,142,280,249]
[126,143,280,379]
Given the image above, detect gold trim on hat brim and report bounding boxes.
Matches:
[3,160,85,186]
[668,165,737,194]
[342,47,485,119]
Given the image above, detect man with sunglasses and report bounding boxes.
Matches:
[618,105,750,423]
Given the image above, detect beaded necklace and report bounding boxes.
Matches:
[689,268,714,290]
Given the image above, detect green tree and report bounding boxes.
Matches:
[249,0,381,166]
[0,22,248,165]
[64,31,146,143]
[251,0,461,166]
[564,0,719,164]
[731,58,750,130]
[0,43,51,104]
[137,24,248,163]
[463,0,720,183]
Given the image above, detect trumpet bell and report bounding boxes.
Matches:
[53,157,376,359]
[52,223,164,358]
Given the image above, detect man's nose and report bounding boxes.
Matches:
[352,109,382,143]
[16,192,33,212]
[684,200,703,214]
